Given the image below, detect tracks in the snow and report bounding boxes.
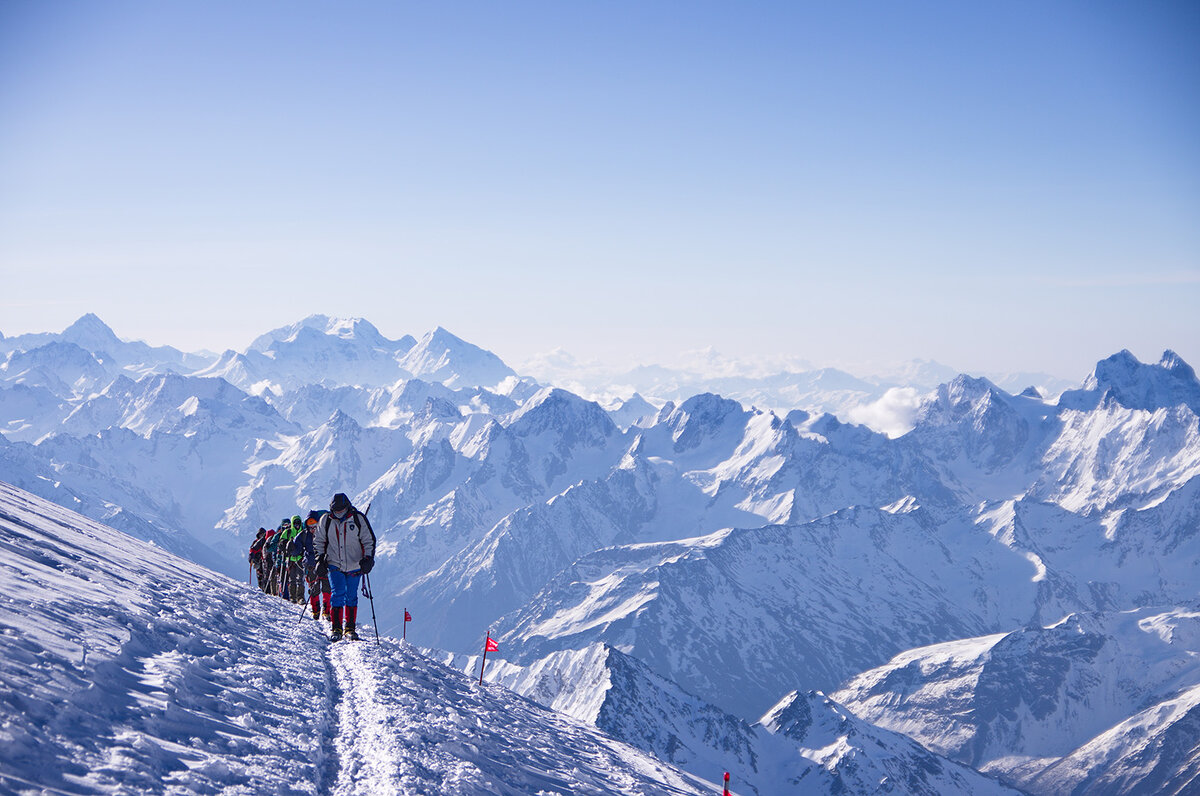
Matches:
[317,631,406,796]
[315,634,343,796]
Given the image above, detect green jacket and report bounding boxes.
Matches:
[284,522,305,563]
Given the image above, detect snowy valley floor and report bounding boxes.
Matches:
[0,483,710,795]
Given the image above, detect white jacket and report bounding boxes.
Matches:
[315,510,376,573]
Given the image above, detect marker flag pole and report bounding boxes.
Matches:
[479,632,498,685]
[723,771,731,796]
[403,609,411,641]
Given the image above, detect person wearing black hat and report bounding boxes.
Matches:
[313,492,376,641]
[248,527,268,591]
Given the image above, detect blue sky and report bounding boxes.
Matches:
[1,1,1197,379]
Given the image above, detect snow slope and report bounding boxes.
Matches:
[832,607,1200,794]
[0,480,720,795]
[438,643,1021,796]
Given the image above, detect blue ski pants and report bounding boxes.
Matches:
[328,567,362,608]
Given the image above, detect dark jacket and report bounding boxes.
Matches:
[248,528,267,563]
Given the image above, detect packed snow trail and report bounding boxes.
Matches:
[0,481,710,795]
[323,637,709,795]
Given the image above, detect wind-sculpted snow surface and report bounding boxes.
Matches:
[0,481,335,794]
[0,480,716,795]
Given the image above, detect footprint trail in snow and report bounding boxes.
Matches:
[322,637,708,796]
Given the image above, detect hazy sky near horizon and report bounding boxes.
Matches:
[2,1,1197,379]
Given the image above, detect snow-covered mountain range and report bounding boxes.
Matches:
[833,606,1200,794]
[2,313,1197,794]
[520,347,1079,425]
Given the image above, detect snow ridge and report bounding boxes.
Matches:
[0,481,712,795]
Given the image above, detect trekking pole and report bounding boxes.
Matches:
[297,599,309,622]
[362,573,380,645]
[361,502,380,645]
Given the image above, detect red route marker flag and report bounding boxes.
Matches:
[405,610,412,622]
[402,609,412,640]
[479,633,499,684]
[723,771,731,796]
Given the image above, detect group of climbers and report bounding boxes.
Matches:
[248,492,376,641]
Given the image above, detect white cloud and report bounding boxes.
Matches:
[847,387,924,438]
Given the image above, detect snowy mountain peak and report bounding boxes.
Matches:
[321,316,385,342]
[1065,349,1200,413]
[1,341,110,394]
[675,392,746,419]
[326,407,362,434]
[59,312,123,353]
[509,387,618,442]
[398,327,516,388]
[942,374,1005,408]
[248,314,412,355]
[420,326,480,355]
[604,393,659,431]
[1159,348,1194,376]
[757,690,814,741]
[415,395,463,423]
[910,374,1037,444]
[3,340,102,372]
[665,393,750,451]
